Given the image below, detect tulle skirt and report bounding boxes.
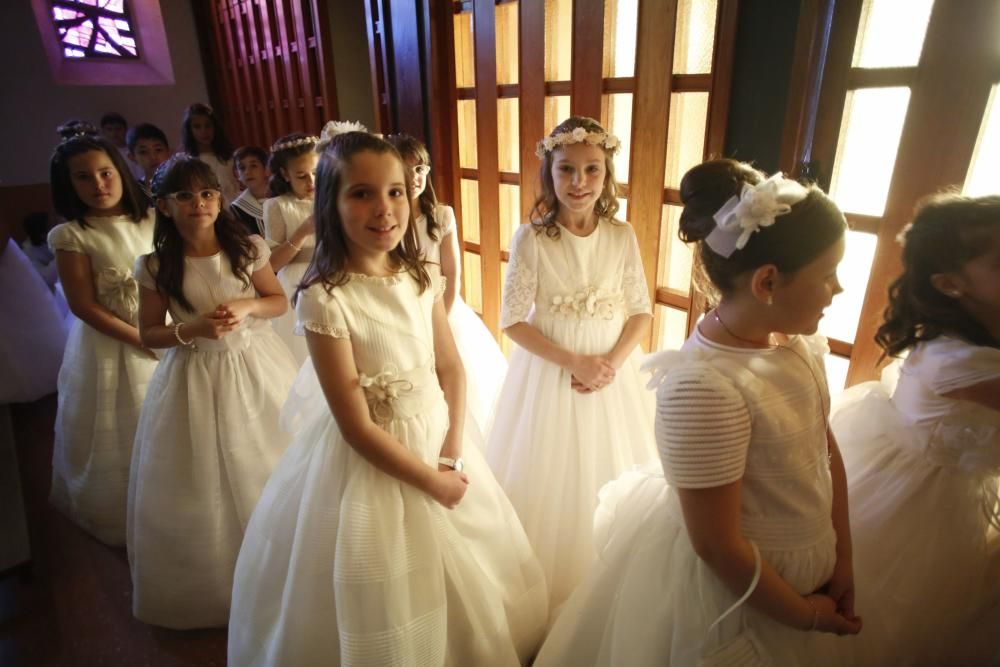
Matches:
[485,315,657,613]
[536,464,843,666]
[448,296,507,435]
[229,359,548,666]
[0,239,67,403]
[127,325,297,629]
[831,381,1000,666]
[50,319,158,545]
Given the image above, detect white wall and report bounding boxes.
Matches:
[0,1,210,186]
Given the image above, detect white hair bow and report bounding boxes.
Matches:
[705,173,809,258]
[316,120,369,151]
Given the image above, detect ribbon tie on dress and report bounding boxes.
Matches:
[359,365,415,424]
[95,267,139,323]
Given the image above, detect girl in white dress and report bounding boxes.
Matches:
[387,133,508,433]
[181,103,240,204]
[128,155,297,629]
[264,132,320,366]
[229,127,548,666]
[47,135,158,546]
[831,194,1000,666]
[485,116,657,612]
[536,159,862,666]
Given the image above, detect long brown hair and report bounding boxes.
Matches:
[147,155,257,312]
[50,135,148,228]
[876,193,1000,357]
[300,131,430,299]
[530,116,621,239]
[386,133,443,241]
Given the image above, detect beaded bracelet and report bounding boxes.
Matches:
[174,322,194,347]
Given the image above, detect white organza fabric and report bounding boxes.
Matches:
[0,239,67,403]
[416,205,507,434]
[127,237,297,629]
[536,331,844,666]
[263,193,315,366]
[47,213,157,546]
[486,220,657,613]
[832,336,1000,666]
[229,272,548,666]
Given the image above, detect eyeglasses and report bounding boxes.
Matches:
[164,189,221,204]
[410,165,431,176]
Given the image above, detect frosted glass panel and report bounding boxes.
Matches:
[497,98,520,173]
[829,87,910,216]
[544,96,571,135]
[664,92,709,188]
[603,0,638,77]
[496,2,518,85]
[673,0,718,74]
[499,184,521,251]
[852,0,934,69]
[454,11,475,88]
[965,85,1000,197]
[457,100,478,170]
[460,179,480,245]
[819,230,878,343]
[656,304,689,352]
[659,204,694,294]
[544,0,572,81]
[616,197,628,221]
[602,93,633,183]
[824,354,850,399]
[464,251,483,314]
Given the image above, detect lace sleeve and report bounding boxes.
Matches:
[263,199,286,248]
[295,285,350,339]
[622,226,652,317]
[500,224,538,329]
[656,363,751,488]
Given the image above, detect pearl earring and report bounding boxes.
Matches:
[766,295,774,306]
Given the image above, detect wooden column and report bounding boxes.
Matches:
[518,0,545,222]
[571,0,604,119]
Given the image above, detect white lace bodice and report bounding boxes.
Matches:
[501,220,651,331]
[48,212,155,325]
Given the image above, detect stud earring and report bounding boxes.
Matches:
[766,295,774,306]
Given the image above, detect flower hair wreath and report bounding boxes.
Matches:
[535,126,621,159]
[270,135,319,153]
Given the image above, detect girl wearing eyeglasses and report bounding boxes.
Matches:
[47,134,159,546]
[128,155,298,629]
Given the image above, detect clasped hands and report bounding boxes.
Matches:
[569,354,618,393]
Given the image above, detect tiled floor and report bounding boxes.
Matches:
[0,396,228,667]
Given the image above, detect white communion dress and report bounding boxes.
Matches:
[831,336,1000,666]
[47,213,158,546]
[0,239,67,403]
[263,193,314,366]
[416,205,508,433]
[486,220,657,612]
[127,236,297,629]
[535,332,845,666]
[228,269,548,666]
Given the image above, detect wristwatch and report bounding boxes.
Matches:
[438,456,465,472]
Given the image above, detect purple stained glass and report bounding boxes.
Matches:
[51,0,139,59]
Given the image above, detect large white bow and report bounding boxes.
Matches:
[705,173,809,257]
[316,120,369,152]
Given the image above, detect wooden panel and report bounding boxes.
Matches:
[473,0,502,334]
[218,2,250,143]
[630,0,677,349]
[388,1,426,138]
[231,2,262,143]
[256,0,291,138]
[427,0,460,211]
[519,0,545,222]
[571,0,604,118]
[363,0,390,132]
[242,1,277,143]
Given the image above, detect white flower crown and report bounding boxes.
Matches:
[535,126,621,159]
[316,120,369,151]
[705,173,810,258]
[270,135,319,153]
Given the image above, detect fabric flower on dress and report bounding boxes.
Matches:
[705,173,810,258]
[96,267,139,324]
[359,365,414,424]
[549,287,623,321]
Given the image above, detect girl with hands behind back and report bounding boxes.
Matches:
[228,124,547,666]
[536,159,860,667]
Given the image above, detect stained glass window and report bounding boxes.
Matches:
[51,0,139,59]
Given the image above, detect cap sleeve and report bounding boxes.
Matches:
[656,362,752,489]
[437,205,457,238]
[134,254,157,290]
[500,223,538,329]
[248,234,272,272]
[295,283,349,339]
[911,337,1000,394]
[48,222,86,254]
[263,198,286,248]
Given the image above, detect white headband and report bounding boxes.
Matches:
[705,173,809,257]
[535,126,621,159]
